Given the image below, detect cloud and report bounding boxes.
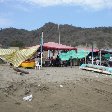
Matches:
[1,0,112,10]
[20,0,112,10]
[0,0,31,12]
[0,17,12,26]
[0,0,9,3]
[0,0,4,2]
[13,4,30,12]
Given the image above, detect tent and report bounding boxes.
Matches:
[0,49,16,56]
[0,45,40,67]
[43,42,77,50]
[59,50,90,61]
[101,49,112,54]
[76,48,99,52]
[104,53,111,59]
[0,49,17,62]
[75,50,90,59]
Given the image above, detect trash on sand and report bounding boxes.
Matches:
[38,84,40,87]
[20,72,24,76]
[23,94,33,101]
[96,75,98,78]
[46,74,50,75]
[60,85,63,88]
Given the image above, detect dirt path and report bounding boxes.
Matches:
[0,64,112,112]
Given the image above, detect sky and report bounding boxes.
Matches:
[0,0,112,30]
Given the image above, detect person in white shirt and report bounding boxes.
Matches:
[35,56,41,70]
[96,58,100,65]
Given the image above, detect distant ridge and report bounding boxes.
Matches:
[0,22,112,48]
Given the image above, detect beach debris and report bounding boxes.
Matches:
[96,75,98,78]
[13,67,29,74]
[25,88,31,95]
[20,72,25,76]
[23,94,33,101]
[60,85,63,88]
[46,74,50,75]
[38,84,40,87]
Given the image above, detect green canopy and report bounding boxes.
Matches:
[59,50,90,61]
[104,53,111,59]
[59,53,70,61]
[75,50,90,59]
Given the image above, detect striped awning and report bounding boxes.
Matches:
[0,49,17,62]
[0,45,40,67]
[0,49,16,56]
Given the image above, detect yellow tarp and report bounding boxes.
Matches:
[0,49,17,62]
[0,45,40,67]
[0,49,16,56]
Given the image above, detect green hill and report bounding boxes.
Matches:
[0,22,112,48]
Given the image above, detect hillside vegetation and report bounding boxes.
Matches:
[0,22,112,48]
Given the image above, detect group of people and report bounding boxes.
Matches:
[34,54,103,69]
[44,55,61,67]
[44,55,74,67]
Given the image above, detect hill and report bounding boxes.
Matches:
[0,22,112,48]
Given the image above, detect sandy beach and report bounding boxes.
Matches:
[0,64,112,112]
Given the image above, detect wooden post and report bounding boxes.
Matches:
[58,24,60,44]
[100,50,101,66]
[92,43,94,64]
[85,43,87,64]
[41,32,43,67]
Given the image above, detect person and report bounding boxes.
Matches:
[51,56,56,66]
[96,58,100,65]
[35,56,41,70]
[56,55,61,67]
[70,56,73,68]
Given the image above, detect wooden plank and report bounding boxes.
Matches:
[13,67,29,74]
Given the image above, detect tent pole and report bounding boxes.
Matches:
[85,43,87,64]
[41,32,43,67]
[58,24,60,44]
[92,43,94,64]
[48,50,50,58]
[85,54,86,64]
[100,50,101,66]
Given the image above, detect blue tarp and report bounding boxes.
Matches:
[80,64,112,74]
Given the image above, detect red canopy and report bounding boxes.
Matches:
[77,48,99,52]
[43,42,77,50]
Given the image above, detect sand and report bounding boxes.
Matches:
[0,64,112,112]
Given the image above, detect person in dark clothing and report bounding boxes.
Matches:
[70,56,73,68]
[55,55,61,67]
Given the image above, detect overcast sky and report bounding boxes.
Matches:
[0,0,112,30]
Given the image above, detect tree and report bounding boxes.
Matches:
[10,41,25,48]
